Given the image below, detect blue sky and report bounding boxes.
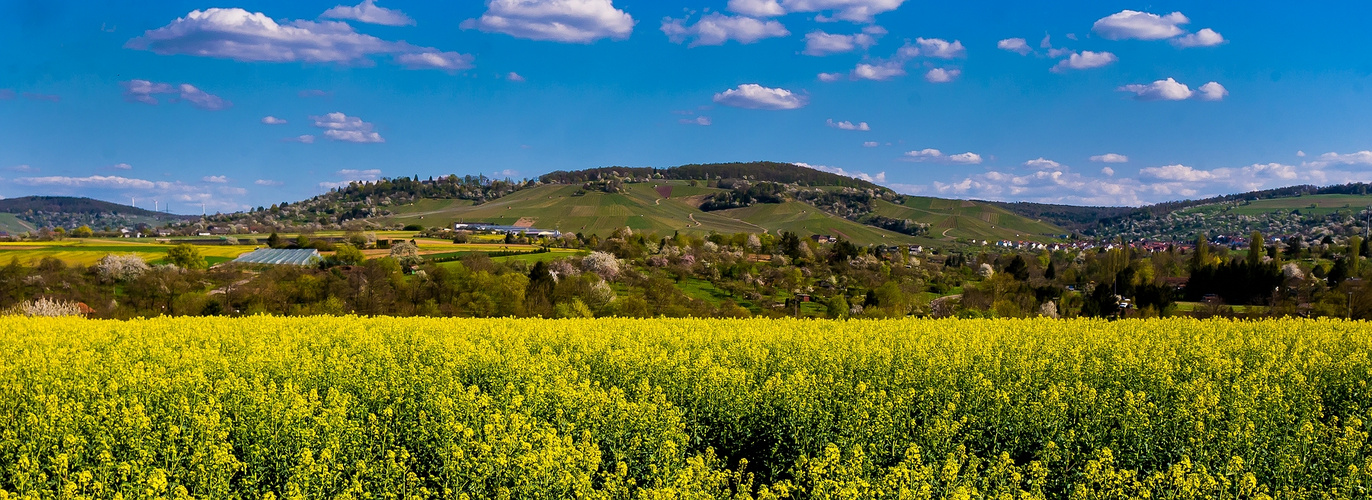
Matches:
[3,0,1372,213]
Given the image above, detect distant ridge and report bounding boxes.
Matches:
[0,196,190,218]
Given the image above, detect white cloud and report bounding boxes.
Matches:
[851,61,905,81]
[12,175,192,192]
[728,0,786,17]
[1118,78,1226,101]
[913,37,965,58]
[826,119,870,131]
[507,72,526,82]
[904,148,944,160]
[285,135,317,143]
[662,13,789,47]
[817,72,845,82]
[1023,158,1061,169]
[255,179,283,186]
[1050,51,1117,72]
[924,67,960,83]
[1173,28,1225,48]
[1090,153,1129,163]
[713,84,807,110]
[128,8,471,70]
[321,0,415,26]
[338,169,383,181]
[1117,78,1193,101]
[1139,164,1213,182]
[862,141,879,147]
[949,152,983,164]
[1305,151,1372,167]
[680,116,712,126]
[461,0,635,43]
[733,0,906,23]
[997,37,1030,55]
[8,165,36,173]
[311,112,384,143]
[122,80,231,110]
[112,163,133,170]
[1196,81,1228,101]
[794,162,885,183]
[803,30,879,56]
[903,149,981,164]
[261,116,287,125]
[394,51,475,71]
[1101,167,1115,176]
[1092,10,1189,41]
[203,175,229,183]
[1296,150,1306,157]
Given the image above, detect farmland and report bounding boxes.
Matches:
[1,316,1369,498]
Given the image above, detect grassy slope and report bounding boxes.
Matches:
[376,181,1066,245]
[875,198,1066,242]
[1181,194,1372,217]
[0,213,35,234]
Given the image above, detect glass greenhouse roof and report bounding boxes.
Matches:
[232,248,322,266]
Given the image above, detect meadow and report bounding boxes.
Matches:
[1,317,1369,498]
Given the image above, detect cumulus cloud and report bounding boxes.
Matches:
[1101,167,1115,176]
[1090,153,1129,163]
[713,84,807,110]
[1196,82,1228,101]
[728,0,906,23]
[394,51,475,71]
[803,29,880,55]
[862,141,880,147]
[285,135,317,143]
[112,163,133,170]
[826,119,870,131]
[817,72,845,82]
[997,37,1030,55]
[321,0,415,26]
[851,61,906,81]
[1173,28,1225,48]
[122,80,231,110]
[680,116,712,126]
[462,0,635,43]
[507,72,526,82]
[255,179,283,186]
[904,149,982,164]
[128,8,472,70]
[12,175,192,192]
[1092,10,1189,41]
[1050,51,1117,72]
[320,168,384,189]
[794,162,885,183]
[924,67,960,83]
[1023,158,1061,169]
[1117,78,1193,101]
[261,116,287,125]
[311,112,384,143]
[1304,151,1372,167]
[203,175,229,183]
[1118,78,1226,101]
[662,13,789,47]
[912,37,965,58]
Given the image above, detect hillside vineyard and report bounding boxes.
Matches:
[2,317,1370,498]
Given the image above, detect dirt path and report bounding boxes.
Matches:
[942,228,953,237]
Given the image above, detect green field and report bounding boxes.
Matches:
[0,213,35,235]
[1,316,1368,497]
[876,197,1066,242]
[0,240,256,266]
[375,181,1045,246]
[1183,193,1372,216]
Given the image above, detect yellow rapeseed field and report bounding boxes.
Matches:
[0,317,1369,499]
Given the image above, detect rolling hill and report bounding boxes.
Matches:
[0,196,194,233]
[376,178,1066,246]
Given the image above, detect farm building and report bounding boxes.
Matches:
[232,248,322,266]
